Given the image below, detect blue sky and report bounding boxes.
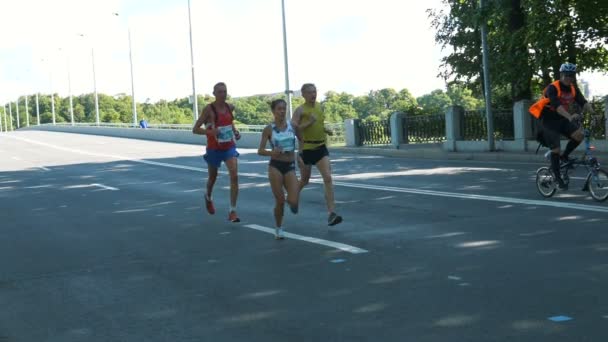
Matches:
[0,0,606,104]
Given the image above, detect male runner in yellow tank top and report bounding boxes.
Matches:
[291,83,342,226]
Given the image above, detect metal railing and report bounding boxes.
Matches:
[42,122,268,132]
[405,114,446,143]
[588,100,606,139]
[326,123,346,146]
[462,109,514,141]
[38,122,347,146]
[358,119,391,145]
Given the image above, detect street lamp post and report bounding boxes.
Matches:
[280,0,293,120]
[4,104,8,131]
[25,95,29,127]
[16,97,20,128]
[4,104,9,131]
[187,0,198,121]
[8,102,13,130]
[480,0,495,151]
[128,27,137,127]
[35,93,40,125]
[78,34,100,125]
[67,56,74,126]
[113,13,138,127]
[92,48,100,125]
[49,67,56,125]
[51,89,56,125]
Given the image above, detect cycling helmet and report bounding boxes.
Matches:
[559,63,577,73]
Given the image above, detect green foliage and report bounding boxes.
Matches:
[417,89,453,115]
[429,0,608,103]
[25,84,486,126]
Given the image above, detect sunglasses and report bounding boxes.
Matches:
[563,73,576,79]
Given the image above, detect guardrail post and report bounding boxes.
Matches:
[444,106,464,151]
[513,100,534,151]
[390,112,406,149]
[345,118,361,147]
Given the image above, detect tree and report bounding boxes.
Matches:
[323,91,357,123]
[393,89,419,114]
[446,84,483,110]
[417,89,453,114]
[429,0,608,103]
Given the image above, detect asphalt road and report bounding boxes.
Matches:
[1,131,607,342]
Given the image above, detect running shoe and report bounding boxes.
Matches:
[205,195,215,215]
[328,212,343,226]
[228,211,240,223]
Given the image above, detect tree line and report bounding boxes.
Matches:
[4,85,483,126]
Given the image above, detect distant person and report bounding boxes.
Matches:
[258,99,299,239]
[291,83,342,226]
[139,119,148,129]
[192,82,241,222]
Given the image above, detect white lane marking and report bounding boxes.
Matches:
[330,180,608,214]
[114,208,150,214]
[91,183,119,191]
[63,183,119,191]
[24,185,54,189]
[38,166,51,171]
[244,224,368,254]
[0,180,22,184]
[148,201,175,207]
[9,135,608,214]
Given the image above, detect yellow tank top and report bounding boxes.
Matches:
[300,102,326,150]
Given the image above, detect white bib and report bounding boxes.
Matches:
[217,125,234,143]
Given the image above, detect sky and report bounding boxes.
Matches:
[0,0,606,104]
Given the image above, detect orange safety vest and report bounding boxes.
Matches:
[529,80,576,118]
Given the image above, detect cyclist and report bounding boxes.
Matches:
[529,62,595,190]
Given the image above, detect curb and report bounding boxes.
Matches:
[331,146,608,164]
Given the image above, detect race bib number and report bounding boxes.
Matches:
[217,125,234,143]
[274,135,295,152]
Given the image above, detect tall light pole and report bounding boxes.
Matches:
[59,48,75,126]
[4,102,10,132]
[187,0,198,121]
[35,93,40,125]
[113,13,138,127]
[8,102,13,130]
[15,97,20,128]
[480,0,494,151]
[51,80,56,126]
[4,104,9,131]
[128,27,137,127]
[25,95,30,127]
[45,58,57,125]
[67,55,74,126]
[280,0,293,119]
[92,48,100,125]
[78,34,100,125]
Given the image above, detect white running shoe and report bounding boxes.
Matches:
[275,227,285,240]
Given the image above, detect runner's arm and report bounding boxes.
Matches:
[258,125,276,157]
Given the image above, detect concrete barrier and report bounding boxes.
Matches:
[21,125,264,149]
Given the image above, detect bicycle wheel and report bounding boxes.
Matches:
[588,168,608,202]
[536,167,557,197]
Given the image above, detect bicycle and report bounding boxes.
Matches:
[535,122,608,202]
